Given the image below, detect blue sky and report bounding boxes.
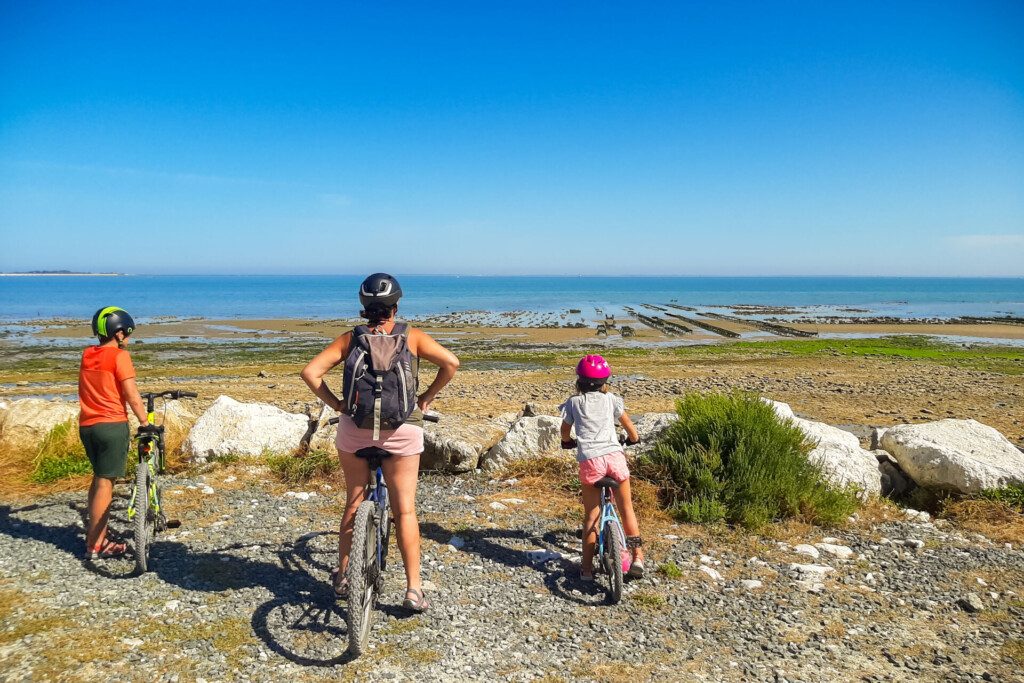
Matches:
[1,1,1022,276]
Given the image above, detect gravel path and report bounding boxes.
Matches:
[1,467,1022,682]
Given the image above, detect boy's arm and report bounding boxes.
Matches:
[619,412,640,444]
[121,377,150,425]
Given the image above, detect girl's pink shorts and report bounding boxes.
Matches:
[578,451,630,487]
[335,415,424,457]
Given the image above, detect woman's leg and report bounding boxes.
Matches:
[380,453,422,592]
[613,479,644,563]
[338,450,370,574]
[580,483,601,574]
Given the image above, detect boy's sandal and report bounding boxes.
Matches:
[579,571,595,583]
[402,588,431,613]
[330,568,349,600]
[86,536,128,560]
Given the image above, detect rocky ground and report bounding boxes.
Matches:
[2,462,1022,682]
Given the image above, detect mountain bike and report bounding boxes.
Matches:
[329,413,439,656]
[127,389,197,574]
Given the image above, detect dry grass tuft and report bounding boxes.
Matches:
[941,499,1024,545]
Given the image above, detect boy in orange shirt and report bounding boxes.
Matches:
[79,307,149,559]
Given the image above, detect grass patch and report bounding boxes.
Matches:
[656,561,683,579]
[501,455,580,495]
[940,498,1024,545]
[672,335,1024,375]
[30,421,91,484]
[1002,640,1024,665]
[631,590,666,609]
[266,449,337,484]
[980,484,1024,510]
[637,392,859,529]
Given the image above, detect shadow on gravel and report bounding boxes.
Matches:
[0,505,361,667]
[420,521,608,606]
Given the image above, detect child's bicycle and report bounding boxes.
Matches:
[565,434,639,605]
[328,412,439,656]
[127,389,197,574]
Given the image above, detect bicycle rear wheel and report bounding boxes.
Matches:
[346,500,378,656]
[133,463,154,574]
[602,520,625,604]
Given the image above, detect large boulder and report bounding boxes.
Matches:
[423,413,516,473]
[792,417,882,498]
[632,412,678,445]
[183,395,307,460]
[0,399,79,452]
[880,419,1024,494]
[761,398,796,421]
[480,415,562,471]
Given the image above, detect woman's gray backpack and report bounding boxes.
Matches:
[341,323,418,438]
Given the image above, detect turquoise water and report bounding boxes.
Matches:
[1,275,1022,321]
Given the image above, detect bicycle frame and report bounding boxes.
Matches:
[365,465,390,569]
[597,487,626,560]
[127,436,160,521]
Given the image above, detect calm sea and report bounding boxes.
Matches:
[1,275,1022,321]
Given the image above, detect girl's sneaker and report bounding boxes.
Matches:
[626,559,645,579]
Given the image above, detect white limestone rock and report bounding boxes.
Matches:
[480,415,562,471]
[880,419,1024,494]
[183,395,307,460]
[793,417,883,498]
[0,398,79,452]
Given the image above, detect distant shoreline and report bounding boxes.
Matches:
[0,272,122,277]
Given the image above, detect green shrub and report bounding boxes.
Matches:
[31,422,92,484]
[266,450,337,484]
[637,392,858,529]
[980,484,1024,511]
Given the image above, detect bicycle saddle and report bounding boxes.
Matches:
[594,477,620,490]
[355,446,393,461]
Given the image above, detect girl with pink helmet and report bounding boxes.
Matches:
[560,354,646,581]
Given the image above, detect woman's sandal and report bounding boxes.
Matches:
[402,587,431,613]
[330,568,349,600]
[86,536,128,560]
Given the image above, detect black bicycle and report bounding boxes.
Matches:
[329,413,439,656]
[128,389,196,574]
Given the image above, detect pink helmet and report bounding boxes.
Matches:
[576,354,611,380]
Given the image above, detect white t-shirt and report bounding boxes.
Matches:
[559,391,625,462]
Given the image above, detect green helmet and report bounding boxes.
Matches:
[91,307,136,340]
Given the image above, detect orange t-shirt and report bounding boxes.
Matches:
[78,345,136,426]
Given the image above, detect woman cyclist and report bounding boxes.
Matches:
[301,273,459,612]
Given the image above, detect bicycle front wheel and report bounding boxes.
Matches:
[346,500,378,656]
[602,520,625,604]
[133,463,154,574]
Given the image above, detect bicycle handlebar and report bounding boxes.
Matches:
[141,390,198,400]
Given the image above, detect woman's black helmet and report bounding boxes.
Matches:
[91,307,136,340]
[358,273,402,316]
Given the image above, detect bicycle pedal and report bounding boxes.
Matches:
[165,519,182,529]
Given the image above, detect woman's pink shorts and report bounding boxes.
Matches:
[335,415,424,457]
[578,451,630,487]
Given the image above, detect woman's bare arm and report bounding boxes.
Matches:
[409,328,459,412]
[300,333,350,411]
